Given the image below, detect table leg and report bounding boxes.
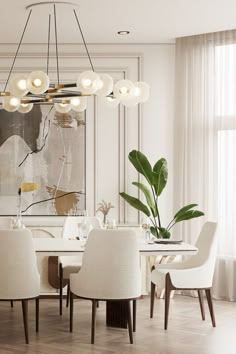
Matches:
[48,256,67,289]
[106,301,128,328]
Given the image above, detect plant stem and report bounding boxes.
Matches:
[168,221,177,231]
[156,208,161,228]
[151,186,161,230]
[166,218,175,231]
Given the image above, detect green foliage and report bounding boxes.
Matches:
[153,158,168,196]
[120,150,204,239]
[119,192,150,217]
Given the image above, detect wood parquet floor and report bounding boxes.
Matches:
[0,295,235,354]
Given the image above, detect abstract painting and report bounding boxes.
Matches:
[0,105,85,215]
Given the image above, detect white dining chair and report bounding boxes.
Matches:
[0,217,14,308]
[0,217,13,229]
[59,216,102,315]
[69,229,141,344]
[150,222,217,329]
[0,229,40,343]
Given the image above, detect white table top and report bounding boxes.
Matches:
[33,238,198,257]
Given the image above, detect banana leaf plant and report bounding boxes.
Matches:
[120,150,204,238]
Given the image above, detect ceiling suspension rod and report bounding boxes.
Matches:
[47,14,51,75]
[53,4,60,84]
[4,9,32,91]
[73,9,95,72]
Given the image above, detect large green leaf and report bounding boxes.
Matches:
[158,227,171,239]
[128,150,153,185]
[120,192,150,217]
[132,182,157,217]
[150,226,159,237]
[174,204,198,219]
[175,210,204,223]
[153,158,168,196]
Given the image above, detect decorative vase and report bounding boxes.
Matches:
[103,214,108,228]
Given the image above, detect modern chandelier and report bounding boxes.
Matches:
[0,1,149,114]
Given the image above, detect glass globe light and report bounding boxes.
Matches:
[9,74,28,97]
[18,102,33,113]
[113,80,135,101]
[54,102,71,113]
[2,96,20,112]
[26,71,50,94]
[70,96,87,112]
[133,82,150,103]
[77,71,101,94]
[95,74,114,97]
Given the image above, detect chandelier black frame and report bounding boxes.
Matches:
[0,1,149,114]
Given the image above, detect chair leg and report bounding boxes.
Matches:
[36,297,39,332]
[70,292,74,332]
[127,301,133,344]
[198,290,205,320]
[10,300,14,308]
[91,300,97,344]
[133,299,136,332]
[164,274,172,330]
[150,281,156,318]
[21,300,29,344]
[66,282,70,308]
[205,289,216,327]
[59,263,63,316]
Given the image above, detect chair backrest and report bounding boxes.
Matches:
[70,229,141,300]
[62,216,102,239]
[185,222,218,277]
[0,217,13,229]
[0,229,40,299]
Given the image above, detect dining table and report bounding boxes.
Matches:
[33,236,198,328]
[33,237,198,257]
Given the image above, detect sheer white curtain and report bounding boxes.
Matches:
[174,30,236,301]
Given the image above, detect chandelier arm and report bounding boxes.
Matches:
[47,14,51,75]
[73,9,95,72]
[4,9,32,92]
[53,4,60,84]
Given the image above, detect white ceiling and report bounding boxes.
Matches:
[0,0,236,44]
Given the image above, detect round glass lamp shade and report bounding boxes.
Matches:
[8,74,28,97]
[2,96,20,112]
[133,82,150,103]
[113,80,135,101]
[95,74,114,97]
[26,71,50,94]
[70,96,87,112]
[77,71,100,95]
[54,102,71,113]
[18,102,33,113]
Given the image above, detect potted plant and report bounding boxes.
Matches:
[120,150,204,238]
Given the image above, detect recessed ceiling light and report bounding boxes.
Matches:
[118,31,130,35]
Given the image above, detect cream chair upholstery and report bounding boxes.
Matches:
[0,217,14,308]
[0,229,40,343]
[0,217,13,229]
[59,216,102,315]
[69,229,141,344]
[150,222,218,329]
